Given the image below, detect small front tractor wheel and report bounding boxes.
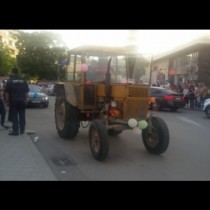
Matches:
[89,120,109,161]
[142,116,169,155]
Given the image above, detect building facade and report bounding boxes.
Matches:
[152,39,210,86]
[0,30,18,57]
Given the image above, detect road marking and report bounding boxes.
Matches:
[176,116,202,127]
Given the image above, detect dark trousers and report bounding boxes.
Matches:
[0,98,6,126]
[10,100,26,134]
[189,97,195,109]
[8,107,12,122]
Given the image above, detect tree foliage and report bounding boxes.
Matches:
[0,40,16,76]
[15,31,68,81]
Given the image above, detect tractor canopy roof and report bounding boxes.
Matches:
[69,45,140,56]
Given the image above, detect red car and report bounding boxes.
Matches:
[150,87,185,111]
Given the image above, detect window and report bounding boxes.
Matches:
[66,55,75,81]
[75,55,82,82]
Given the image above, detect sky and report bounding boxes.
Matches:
[23,30,210,56]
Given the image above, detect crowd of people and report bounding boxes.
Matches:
[170,82,209,110]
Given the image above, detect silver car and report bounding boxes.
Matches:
[44,84,55,96]
[27,84,49,108]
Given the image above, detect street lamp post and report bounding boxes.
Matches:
[57,63,60,82]
[55,54,60,82]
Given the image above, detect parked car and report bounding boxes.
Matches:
[27,84,49,108]
[150,87,185,111]
[160,80,170,88]
[44,84,55,96]
[203,97,210,119]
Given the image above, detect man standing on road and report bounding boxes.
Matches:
[0,74,9,130]
[4,68,29,136]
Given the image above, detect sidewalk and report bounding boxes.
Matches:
[0,128,57,181]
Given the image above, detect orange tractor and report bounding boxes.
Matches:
[54,45,169,161]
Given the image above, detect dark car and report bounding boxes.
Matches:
[150,87,185,111]
[27,84,49,108]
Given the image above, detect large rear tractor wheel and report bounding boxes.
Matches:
[89,120,109,161]
[142,116,169,155]
[55,96,80,139]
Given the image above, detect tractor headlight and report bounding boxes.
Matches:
[110,100,117,107]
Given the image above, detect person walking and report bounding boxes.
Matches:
[199,83,208,109]
[183,85,189,109]
[0,74,9,130]
[4,68,29,136]
[194,83,201,109]
[6,74,13,122]
[188,85,195,109]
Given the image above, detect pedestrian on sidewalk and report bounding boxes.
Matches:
[0,74,9,130]
[183,85,189,109]
[4,68,29,136]
[188,85,195,109]
[6,74,13,123]
[199,83,208,109]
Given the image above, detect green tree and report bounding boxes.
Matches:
[15,31,68,81]
[0,40,16,76]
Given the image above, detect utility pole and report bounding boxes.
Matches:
[57,54,60,82]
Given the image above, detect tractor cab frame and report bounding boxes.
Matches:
[54,45,170,161]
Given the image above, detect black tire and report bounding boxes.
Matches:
[156,100,162,111]
[55,96,80,139]
[142,116,169,155]
[89,120,109,161]
[205,105,210,119]
[43,103,49,108]
[171,107,178,112]
[108,129,122,136]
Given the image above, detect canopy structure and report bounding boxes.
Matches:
[69,45,140,56]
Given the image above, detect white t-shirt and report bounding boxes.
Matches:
[183,88,189,96]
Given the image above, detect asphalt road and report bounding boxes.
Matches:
[25,97,210,180]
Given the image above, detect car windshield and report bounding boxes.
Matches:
[29,85,41,92]
[160,89,179,94]
[150,88,180,95]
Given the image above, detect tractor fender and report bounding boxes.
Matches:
[54,83,77,107]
